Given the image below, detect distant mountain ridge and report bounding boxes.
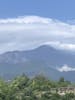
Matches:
[0,45,75,81]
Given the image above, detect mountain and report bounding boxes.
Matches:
[0,45,75,81]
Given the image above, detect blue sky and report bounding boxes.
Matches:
[0,0,75,21]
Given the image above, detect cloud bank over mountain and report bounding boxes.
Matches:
[0,16,75,53]
[56,64,75,72]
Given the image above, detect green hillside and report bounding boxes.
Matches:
[0,74,75,100]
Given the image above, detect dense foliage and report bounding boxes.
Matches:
[0,75,74,100]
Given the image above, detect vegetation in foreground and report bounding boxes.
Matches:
[0,74,75,100]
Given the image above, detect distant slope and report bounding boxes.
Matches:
[0,45,75,81]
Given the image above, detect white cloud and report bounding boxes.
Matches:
[0,15,75,53]
[45,41,75,51]
[0,16,51,24]
[56,64,75,72]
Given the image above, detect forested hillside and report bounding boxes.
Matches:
[0,74,75,100]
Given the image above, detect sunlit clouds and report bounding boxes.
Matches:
[0,16,75,53]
